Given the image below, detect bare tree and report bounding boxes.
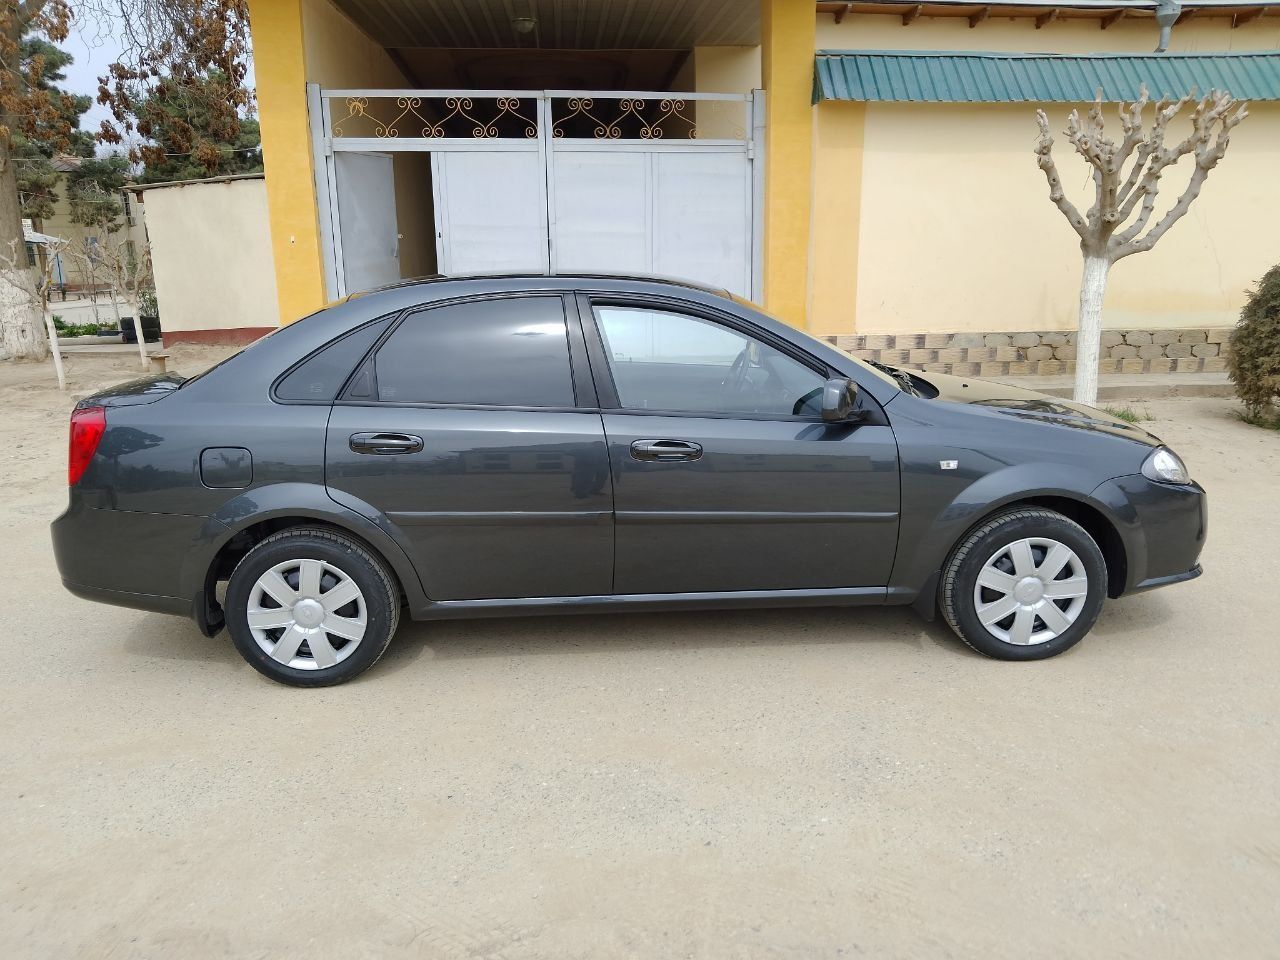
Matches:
[34,234,68,387]
[1034,87,1248,405]
[1,0,249,361]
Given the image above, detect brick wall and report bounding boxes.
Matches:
[823,328,1233,377]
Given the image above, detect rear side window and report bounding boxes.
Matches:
[275,315,394,401]
[373,297,575,407]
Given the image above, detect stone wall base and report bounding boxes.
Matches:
[823,328,1233,377]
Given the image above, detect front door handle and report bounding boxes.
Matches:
[349,432,424,455]
[630,439,703,462]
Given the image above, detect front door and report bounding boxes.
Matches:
[325,294,612,601]
[584,299,900,595]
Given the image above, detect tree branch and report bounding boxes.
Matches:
[1112,94,1249,259]
[1034,109,1090,241]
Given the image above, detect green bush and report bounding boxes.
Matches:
[1229,265,1280,420]
[51,318,105,338]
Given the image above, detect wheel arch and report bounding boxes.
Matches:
[905,487,1131,619]
[183,485,431,631]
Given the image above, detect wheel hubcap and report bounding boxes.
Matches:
[246,558,368,670]
[973,537,1089,646]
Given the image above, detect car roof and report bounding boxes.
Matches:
[347,272,729,301]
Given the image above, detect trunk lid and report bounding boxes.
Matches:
[75,374,187,410]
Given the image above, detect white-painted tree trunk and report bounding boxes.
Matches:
[43,310,66,390]
[0,264,49,361]
[1073,255,1112,407]
[128,294,149,369]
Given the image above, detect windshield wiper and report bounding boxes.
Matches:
[868,360,921,397]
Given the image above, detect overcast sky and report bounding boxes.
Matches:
[58,19,123,136]
[54,16,257,151]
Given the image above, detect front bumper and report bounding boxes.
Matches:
[1091,474,1207,595]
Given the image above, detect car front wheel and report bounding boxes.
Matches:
[941,507,1107,660]
[225,527,401,686]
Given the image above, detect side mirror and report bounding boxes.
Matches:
[821,377,859,422]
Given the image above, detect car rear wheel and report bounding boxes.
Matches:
[941,507,1107,661]
[225,527,400,686]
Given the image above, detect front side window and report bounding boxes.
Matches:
[374,296,575,407]
[594,306,826,417]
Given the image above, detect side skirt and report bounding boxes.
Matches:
[411,586,891,621]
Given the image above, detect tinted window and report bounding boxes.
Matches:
[595,306,826,416]
[275,315,394,401]
[374,297,574,406]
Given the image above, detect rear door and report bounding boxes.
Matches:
[582,297,900,595]
[325,293,612,601]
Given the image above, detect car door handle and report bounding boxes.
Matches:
[349,432,424,455]
[630,439,703,462]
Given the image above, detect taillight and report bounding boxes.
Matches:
[68,406,106,485]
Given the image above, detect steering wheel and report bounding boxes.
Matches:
[721,346,751,392]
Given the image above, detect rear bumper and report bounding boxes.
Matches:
[52,499,215,618]
[60,578,190,616]
[1130,563,1203,593]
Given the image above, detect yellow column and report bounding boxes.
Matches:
[761,0,816,329]
[247,0,327,324]
[809,101,865,334]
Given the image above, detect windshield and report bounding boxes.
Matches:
[726,293,901,391]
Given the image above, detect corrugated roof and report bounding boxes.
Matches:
[814,51,1280,103]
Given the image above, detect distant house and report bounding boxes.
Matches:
[28,155,149,297]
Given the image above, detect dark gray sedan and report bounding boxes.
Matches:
[52,275,1206,686]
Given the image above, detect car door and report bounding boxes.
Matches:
[582,296,900,595]
[325,293,613,601]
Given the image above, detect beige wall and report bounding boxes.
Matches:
[807,14,1280,334]
[301,0,408,88]
[143,178,280,333]
[811,100,1280,335]
[694,45,761,93]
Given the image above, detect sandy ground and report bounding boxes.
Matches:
[1,353,1278,959]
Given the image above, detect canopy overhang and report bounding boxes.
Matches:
[814,50,1280,102]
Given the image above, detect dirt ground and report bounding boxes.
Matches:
[2,352,1278,959]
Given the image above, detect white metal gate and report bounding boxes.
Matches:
[308,87,764,301]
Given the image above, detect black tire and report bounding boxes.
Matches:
[225,527,401,687]
[940,507,1107,661]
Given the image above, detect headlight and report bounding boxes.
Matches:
[1142,447,1192,485]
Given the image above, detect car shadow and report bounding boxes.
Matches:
[119,603,969,678]
[384,604,967,666]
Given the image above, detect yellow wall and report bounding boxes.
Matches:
[761,0,817,329]
[249,0,411,325]
[808,14,1280,334]
[809,101,865,331]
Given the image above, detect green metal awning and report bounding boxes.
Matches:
[814,51,1280,103]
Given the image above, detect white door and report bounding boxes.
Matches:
[431,152,548,275]
[334,152,400,295]
[549,150,751,297]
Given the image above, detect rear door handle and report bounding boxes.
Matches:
[630,439,703,462]
[349,432,424,455]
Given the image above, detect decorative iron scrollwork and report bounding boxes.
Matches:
[550,96,745,140]
[331,95,537,139]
